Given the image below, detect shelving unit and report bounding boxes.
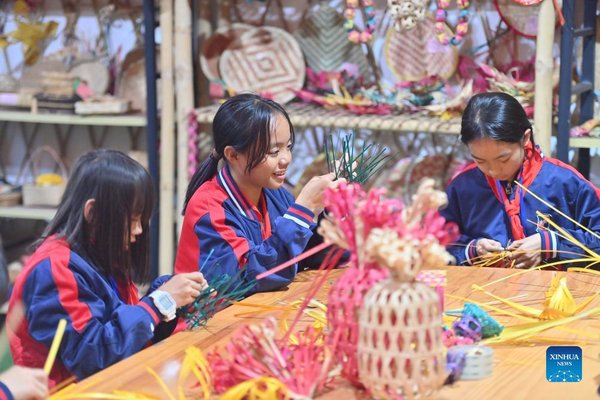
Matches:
[0,206,56,220]
[0,1,161,276]
[556,0,598,177]
[0,110,146,126]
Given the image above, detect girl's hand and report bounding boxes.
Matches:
[296,173,346,214]
[507,234,542,269]
[475,238,503,256]
[1,366,48,400]
[158,272,207,307]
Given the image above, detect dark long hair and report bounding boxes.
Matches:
[183,93,295,213]
[460,92,535,146]
[40,149,154,283]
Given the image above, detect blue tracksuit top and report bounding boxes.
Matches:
[441,154,600,266]
[174,165,316,295]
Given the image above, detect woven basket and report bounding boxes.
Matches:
[326,265,388,386]
[358,278,445,399]
[21,146,67,207]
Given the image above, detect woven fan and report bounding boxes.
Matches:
[384,17,458,82]
[494,0,544,38]
[293,3,369,76]
[199,23,253,81]
[220,26,305,104]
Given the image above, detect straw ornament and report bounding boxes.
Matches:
[387,0,428,31]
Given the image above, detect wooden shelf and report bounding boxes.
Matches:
[195,103,461,135]
[0,110,147,127]
[569,137,600,149]
[0,206,56,220]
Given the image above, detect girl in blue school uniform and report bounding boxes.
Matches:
[8,149,206,388]
[441,92,600,269]
[175,93,341,294]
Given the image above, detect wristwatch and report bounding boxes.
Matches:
[148,290,177,322]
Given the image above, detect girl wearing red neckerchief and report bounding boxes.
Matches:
[441,92,600,269]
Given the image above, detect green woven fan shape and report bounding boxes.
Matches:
[293,4,369,76]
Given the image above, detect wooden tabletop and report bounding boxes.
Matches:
[54,267,600,399]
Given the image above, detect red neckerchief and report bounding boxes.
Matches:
[484,141,544,240]
[253,193,272,240]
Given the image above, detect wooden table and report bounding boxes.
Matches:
[54,267,600,400]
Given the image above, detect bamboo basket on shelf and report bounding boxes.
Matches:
[21,146,68,207]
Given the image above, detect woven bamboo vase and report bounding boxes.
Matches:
[357,269,445,399]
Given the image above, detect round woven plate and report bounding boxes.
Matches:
[199,23,253,81]
[384,17,458,83]
[70,60,109,95]
[494,0,544,38]
[219,26,305,103]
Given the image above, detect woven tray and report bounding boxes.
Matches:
[384,17,458,82]
[200,23,253,81]
[494,0,544,38]
[219,26,305,103]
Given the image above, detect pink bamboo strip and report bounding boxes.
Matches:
[256,242,333,280]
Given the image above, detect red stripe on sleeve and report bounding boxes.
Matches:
[209,206,250,264]
[50,246,92,333]
[288,207,313,223]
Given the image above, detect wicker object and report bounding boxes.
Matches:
[327,266,388,386]
[358,278,445,399]
[293,4,369,76]
[219,26,305,103]
[200,23,253,81]
[195,103,461,134]
[69,60,110,95]
[21,146,67,207]
[494,0,544,38]
[384,17,458,82]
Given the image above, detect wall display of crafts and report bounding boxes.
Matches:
[200,0,548,122]
[0,1,149,114]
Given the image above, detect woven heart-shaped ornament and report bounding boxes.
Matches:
[384,17,458,82]
[387,0,428,31]
[220,26,305,104]
[293,3,369,76]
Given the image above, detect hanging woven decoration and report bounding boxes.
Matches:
[343,0,377,44]
[435,0,471,46]
[384,17,459,82]
[387,0,428,31]
[494,0,564,38]
[293,3,370,76]
[355,179,457,399]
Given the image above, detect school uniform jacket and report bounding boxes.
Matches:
[441,145,600,266]
[8,238,174,388]
[0,382,13,400]
[175,165,316,294]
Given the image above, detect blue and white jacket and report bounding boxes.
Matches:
[8,238,175,387]
[441,148,600,266]
[175,165,316,294]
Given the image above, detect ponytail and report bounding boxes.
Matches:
[182,153,220,214]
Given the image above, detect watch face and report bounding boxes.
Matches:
[158,295,175,308]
